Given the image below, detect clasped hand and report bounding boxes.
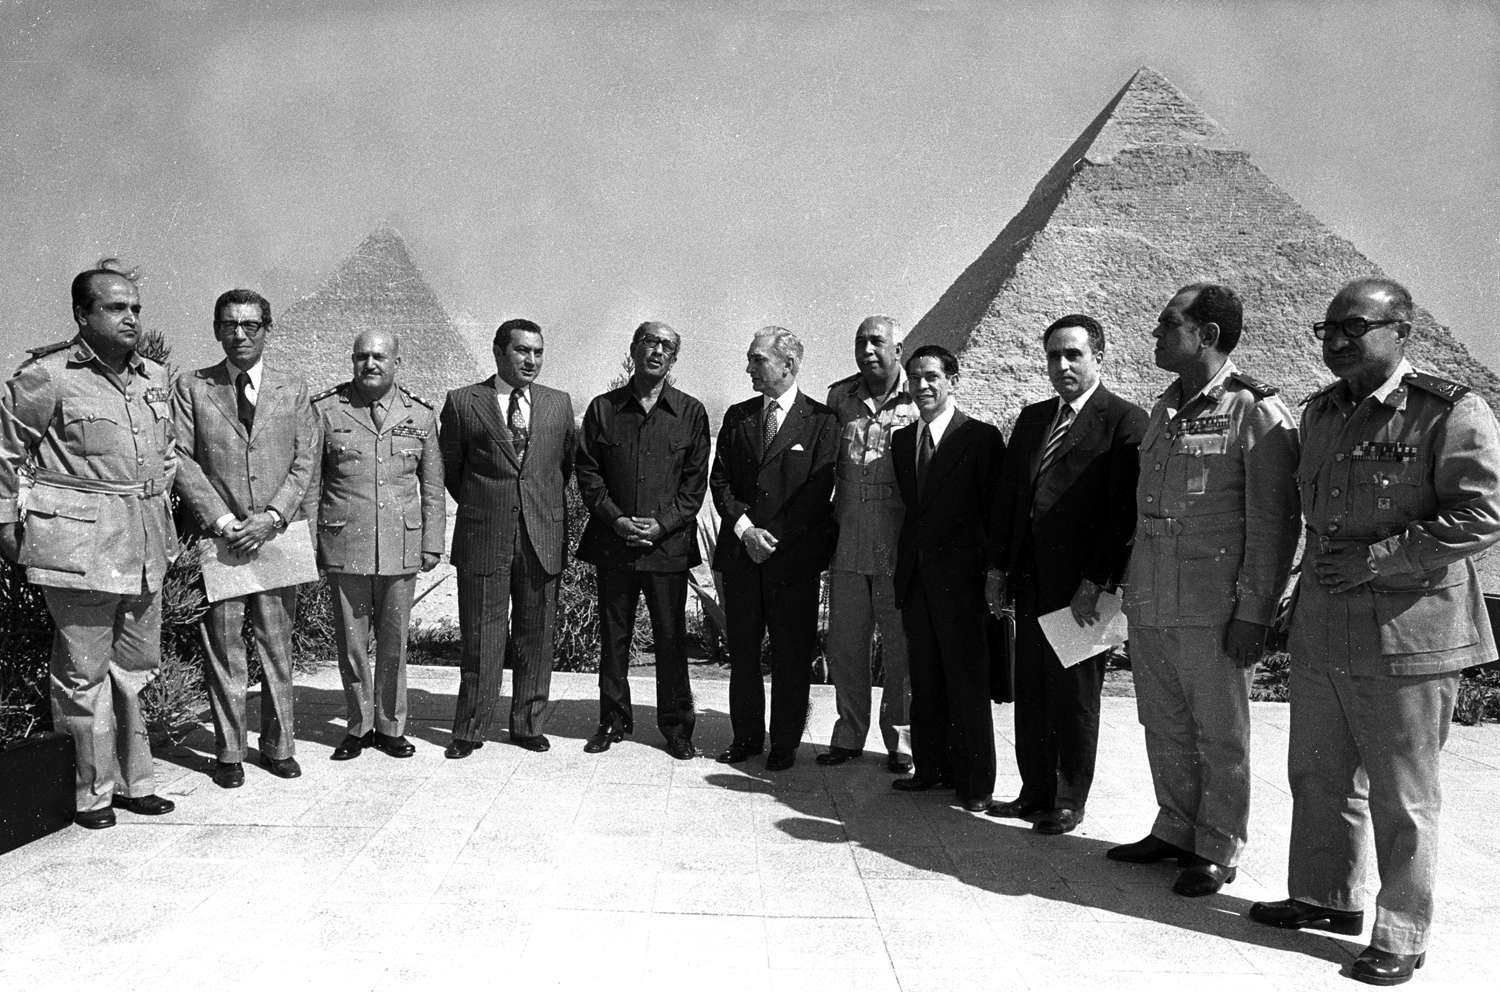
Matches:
[225,511,278,555]
[1313,542,1378,594]
[613,516,664,548]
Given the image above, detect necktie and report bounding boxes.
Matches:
[370,398,385,432]
[508,388,529,459]
[763,402,779,454]
[917,424,934,498]
[1037,403,1075,477]
[235,372,255,433]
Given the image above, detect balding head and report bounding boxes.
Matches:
[854,314,903,396]
[351,328,402,402]
[353,328,401,358]
[1330,277,1414,324]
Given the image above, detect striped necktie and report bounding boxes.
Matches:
[1037,403,1075,477]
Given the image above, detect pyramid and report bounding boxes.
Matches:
[269,228,483,405]
[907,66,1500,430]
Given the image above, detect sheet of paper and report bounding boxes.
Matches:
[1037,590,1129,668]
[200,519,320,603]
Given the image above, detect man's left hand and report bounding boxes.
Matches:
[1314,542,1378,594]
[1224,618,1270,667]
[1070,578,1103,627]
[226,511,279,554]
[628,517,664,547]
[420,551,441,572]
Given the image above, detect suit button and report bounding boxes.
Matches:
[377,457,384,463]
[1145,495,1154,504]
[512,506,518,513]
[1329,522,1340,533]
[379,502,385,508]
[132,427,139,435]
[1154,463,1161,471]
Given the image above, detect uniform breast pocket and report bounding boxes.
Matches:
[1354,461,1424,516]
[60,398,124,457]
[1172,432,1229,495]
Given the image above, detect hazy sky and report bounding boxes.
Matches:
[2,0,1496,408]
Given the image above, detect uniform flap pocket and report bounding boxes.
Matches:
[25,485,99,522]
[319,519,346,532]
[670,435,695,450]
[60,397,120,426]
[1171,432,1229,457]
[1371,561,1465,594]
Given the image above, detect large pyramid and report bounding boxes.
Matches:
[269,229,483,404]
[908,66,1500,430]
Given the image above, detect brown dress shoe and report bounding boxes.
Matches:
[1350,946,1425,986]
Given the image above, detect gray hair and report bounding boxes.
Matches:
[755,326,803,372]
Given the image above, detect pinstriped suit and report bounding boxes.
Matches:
[441,377,576,740]
[171,360,319,763]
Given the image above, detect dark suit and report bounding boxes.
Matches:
[709,388,837,752]
[990,386,1146,812]
[892,409,1005,800]
[440,377,575,741]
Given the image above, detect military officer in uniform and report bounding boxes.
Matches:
[1249,278,1500,987]
[0,267,179,829]
[312,329,445,761]
[1112,283,1301,896]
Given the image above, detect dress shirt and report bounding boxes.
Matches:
[1054,379,1100,427]
[495,376,532,425]
[734,383,800,539]
[917,401,959,463]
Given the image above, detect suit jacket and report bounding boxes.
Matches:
[709,389,838,583]
[990,386,1147,613]
[439,378,575,577]
[891,409,1005,607]
[171,360,319,534]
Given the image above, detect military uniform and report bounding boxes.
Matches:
[824,370,917,759]
[0,336,178,812]
[1123,359,1301,866]
[1286,360,1500,955]
[311,382,445,740]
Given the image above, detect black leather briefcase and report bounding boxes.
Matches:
[0,731,75,855]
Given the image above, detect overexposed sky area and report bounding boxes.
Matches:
[2,0,1496,409]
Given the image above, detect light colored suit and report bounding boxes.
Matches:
[171,359,318,763]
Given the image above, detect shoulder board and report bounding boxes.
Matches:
[311,382,349,404]
[399,384,433,409]
[827,372,861,392]
[1227,371,1278,398]
[1301,380,1341,406]
[1403,371,1469,404]
[20,340,74,367]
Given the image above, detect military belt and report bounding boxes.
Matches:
[1137,513,1243,538]
[32,468,166,498]
[841,482,896,501]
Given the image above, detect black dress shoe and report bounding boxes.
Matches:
[664,738,697,760]
[985,797,1049,819]
[962,795,994,813]
[211,761,245,789]
[1351,946,1425,986]
[1173,861,1236,896]
[112,794,175,816]
[1107,834,1192,864]
[444,738,483,759]
[372,732,415,758]
[766,748,797,771]
[74,807,116,830]
[331,732,370,761]
[716,744,763,764]
[892,775,949,792]
[259,754,302,779]
[815,746,862,766]
[1248,898,1365,935]
[886,754,912,774]
[1034,808,1084,834]
[584,726,625,753]
[510,734,551,752]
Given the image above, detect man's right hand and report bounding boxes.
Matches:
[985,569,1007,618]
[0,522,19,563]
[743,527,778,564]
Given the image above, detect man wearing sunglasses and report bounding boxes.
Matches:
[1249,278,1500,987]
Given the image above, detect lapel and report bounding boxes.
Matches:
[250,368,286,442]
[476,379,521,470]
[207,362,249,444]
[763,391,807,464]
[920,409,971,512]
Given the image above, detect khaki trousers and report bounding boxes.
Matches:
[1287,651,1458,955]
[826,570,910,757]
[42,586,160,812]
[1130,625,1254,867]
[329,572,416,737]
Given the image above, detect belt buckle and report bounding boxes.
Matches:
[142,477,161,497]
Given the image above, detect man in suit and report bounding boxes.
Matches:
[709,327,838,771]
[1250,278,1500,986]
[440,318,576,758]
[172,289,319,789]
[575,322,710,760]
[891,344,1005,811]
[312,329,445,762]
[985,315,1147,835]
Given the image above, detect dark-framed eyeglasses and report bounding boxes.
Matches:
[215,320,266,334]
[1311,317,1402,340]
[637,336,678,355]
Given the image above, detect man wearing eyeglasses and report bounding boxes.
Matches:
[1110,283,1301,897]
[171,290,318,789]
[1248,278,1500,987]
[574,322,710,759]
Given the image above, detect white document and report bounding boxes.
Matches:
[1038,590,1129,668]
[200,519,321,603]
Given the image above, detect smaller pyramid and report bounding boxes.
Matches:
[270,229,482,404]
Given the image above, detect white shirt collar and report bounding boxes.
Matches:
[1058,379,1101,418]
[1371,359,1415,405]
[763,383,799,414]
[922,402,958,447]
[225,358,264,391]
[495,375,531,399]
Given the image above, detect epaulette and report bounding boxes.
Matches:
[1227,371,1279,399]
[399,384,434,409]
[1403,371,1469,404]
[827,372,861,390]
[311,382,349,404]
[1301,380,1340,406]
[18,340,73,370]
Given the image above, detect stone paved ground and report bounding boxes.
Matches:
[2,665,1497,991]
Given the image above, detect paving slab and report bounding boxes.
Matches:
[1,663,1496,991]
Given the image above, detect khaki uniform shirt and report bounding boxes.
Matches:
[311,382,445,576]
[1290,361,1500,675]
[0,336,178,593]
[1124,359,1301,629]
[826,370,918,575]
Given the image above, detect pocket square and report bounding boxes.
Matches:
[791,443,805,451]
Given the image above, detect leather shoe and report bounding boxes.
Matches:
[372,732,415,758]
[765,748,796,771]
[716,743,763,764]
[444,738,483,759]
[1173,861,1236,896]
[211,761,244,789]
[887,754,912,774]
[259,754,302,779]
[1248,898,1364,935]
[1351,946,1425,986]
[584,726,625,753]
[962,795,994,813]
[1034,808,1084,834]
[510,734,550,752]
[112,794,174,816]
[815,746,862,766]
[664,738,697,760]
[985,797,1049,819]
[892,775,949,792]
[73,807,116,830]
[331,732,371,761]
[1107,834,1192,864]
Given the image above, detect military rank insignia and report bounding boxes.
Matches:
[391,424,429,438]
[144,387,168,404]
[1351,442,1418,462]
[1377,497,1393,510]
[1178,415,1230,435]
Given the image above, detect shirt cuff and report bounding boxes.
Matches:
[266,507,283,527]
[212,513,237,535]
[734,514,754,540]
